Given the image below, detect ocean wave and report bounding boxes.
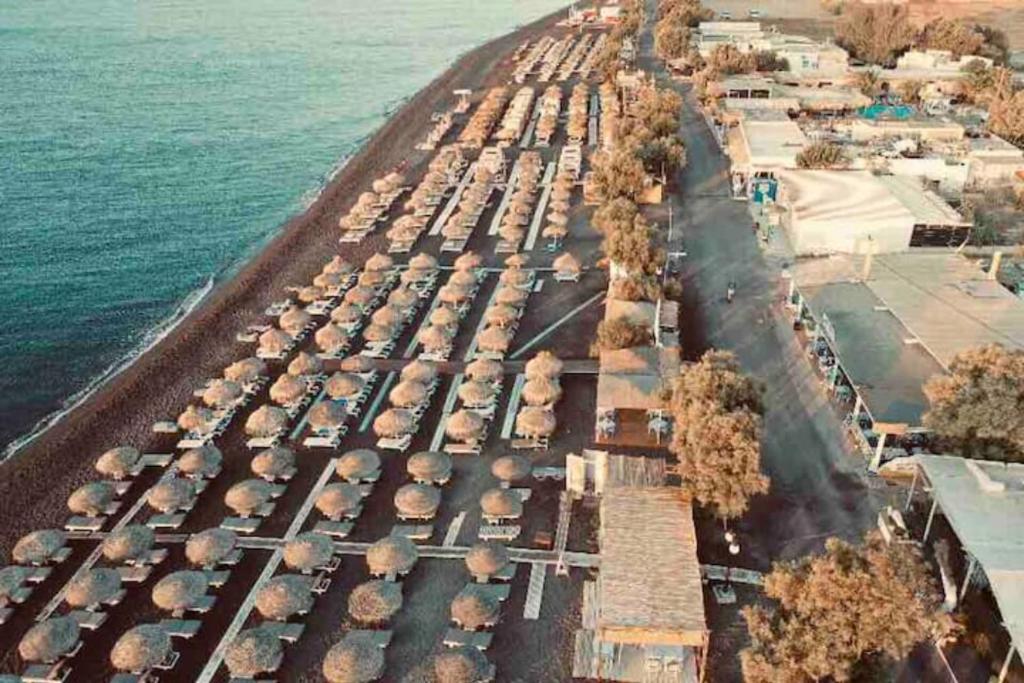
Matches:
[1,275,217,462]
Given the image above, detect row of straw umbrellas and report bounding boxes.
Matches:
[497,150,542,248]
[566,82,589,142]
[416,251,481,354]
[441,163,495,241]
[535,85,562,144]
[337,171,405,234]
[458,86,510,148]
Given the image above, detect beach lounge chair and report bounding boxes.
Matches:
[264,621,305,644]
[313,520,353,539]
[177,436,210,450]
[444,628,493,651]
[0,607,11,625]
[220,516,264,535]
[472,583,512,603]
[391,524,434,541]
[478,525,520,542]
[511,437,549,451]
[245,436,280,450]
[22,662,73,683]
[203,570,231,588]
[117,566,153,584]
[444,442,482,456]
[152,650,180,672]
[349,630,392,648]
[311,572,332,595]
[25,567,52,584]
[160,619,202,639]
[531,466,565,481]
[146,513,186,531]
[70,610,108,631]
[376,434,412,452]
[65,516,105,533]
[6,585,32,605]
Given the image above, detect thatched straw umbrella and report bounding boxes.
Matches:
[298,285,325,303]
[491,452,532,485]
[401,360,438,385]
[418,325,452,352]
[67,481,115,516]
[498,225,525,243]
[323,256,355,275]
[438,284,471,305]
[389,381,428,408]
[542,223,568,240]
[178,405,214,434]
[434,646,491,683]
[480,488,523,519]
[344,286,376,307]
[522,376,562,406]
[146,477,196,514]
[465,542,511,579]
[406,451,452,484]
[0,566,30,603]
[504,253,529,269]
[429,306,459,328]
[279,307,312,335]
[325,372,364,400]
[258,328,292,354]
[186,528,237,568]
[552,252,581,273]
[203,379,242,408]
[225,479,274,516]
[19,617,80,664]
[95,447,140,480]
[508,199,531,216]
[245,405,288,438]
[495,286,528,306]
[409,253,438,271]
[449,270,477,288]
[458,380,496,407]
[251,447,296,480]
[551,186,571,202]
[394,483,441,519]
[465,358,503,383]
[288,351,323,377]
[315,483,362,519]
[366,536,418,577]
[336,449,380,481]
[499,268,530,287]
[13,530,66,565]
[316,324,350,353]
[553,175,574,192]
[365,253,394,272]
[225,627,283,678]
[373,408,415,438]
[446,409,485,443]
[270,373,306,406]
[388,287,419,308]
[454,252,483,271]
[362,323,395,344]
[549,198,570,213]
[358,271,386,289]
[451,585,500,630]
[484,304,518,327]
[255,574,314,621]
[225,357,267,385]
[313,271,345,289]
[101,525,154,564]
[283,532,335,573]
[339,355,374,373]
[65,568,122,609]
[323,633,386,683]
[152,571,208,613]
[309,401,346,431]
[348,580,402,625]
[331,303,363,324]
[525,350,564,379]
[400,267,431,285]
[178,444,222,479]
[110,624,171,673]
[515,406,556,438]
[371,306,403,329]
[476,326,510,354]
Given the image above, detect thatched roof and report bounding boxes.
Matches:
[597,488,705,646]
[102,525,154,563]
[543,223,568,239]
[430,306,460,328]
[325,372,365,400]
[110,624,172,673]
[65,568,122,608]
[283,532,335,572]
[186,528,237,567]
[434,646,491,683]
[388,287,419,308]
[19,617,80,664]
[485,304,518,327]
[348,580,403,625]
[251,447,296,479]
[465,358,503,382]
[146,477,196,513]
[0,566,30,599]
[67,481,115,516]
[515,406,556,437]
[314,271,345,289]
[451,585,501,630]
[270,373,307,405]
[95,446,140,479]
[288,351,323,377]
[499,225,525,242]
[152,570,208,612]
[280,307,313,335]
[178,405,214,434]
[331,303,363,324]
[480,488,523,518]
[225,479,274,515]
[245,405,288,438]
[366,535,418,576]
[224,357,267,384]
[255,574,314,621]
[365,253,394,272]
[309,401,347,430]
[522,376,562,406]
[373,408,415,438]
[476,326,510,353]
[409,252,438,270]
[203,379,242,408]
[400,360,438,385]
[358,270,386,288]
[362,322,395,343]
[316,483,362,518]
[504,253,529,269]
[458,380,496,406]
[389,380,428,408]
[344,286,376,306]
[465,542,511,578]
[178,444,223,478]
[12,529,66,565]
[553,252,581,273]
[323,256,355,275]
[406,451,452,484]
[491,455,531,482]
[323,633,386,683]
[316,323,350,352]
[449,270,477,288]
[299,285,326,303]
[225,627,283,677]
[446,409,485,442]
[339,355,374,373]
[439,284,472,304]
[336,449,380,480]
[499,269,531,288]
[495,286,528,306]
[394,483,442,518]
[259,328,293,354]
[454,252,483,271]
[371,305,403,329]
[401,267,432,284]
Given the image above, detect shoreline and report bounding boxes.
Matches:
[0,6,568,558]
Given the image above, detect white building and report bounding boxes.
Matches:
[726,112,809,195]
[967,135,1024,187]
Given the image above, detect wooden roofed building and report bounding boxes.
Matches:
[595,346,680,448]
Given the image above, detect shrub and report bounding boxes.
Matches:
[590,318,653,355]
[795,142,848,169]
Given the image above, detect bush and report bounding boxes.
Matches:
[592,198,640,235]
[655,21,690,61]
[795,142,848,169]
[754,50,788,72]
[590,318,653,355]
[707,44,757,75]
[836,3,915,66]
[602,217,665,278]
[590,147,648,201]
[608,274,663,302]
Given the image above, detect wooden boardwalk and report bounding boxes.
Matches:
[523,562,547,620]
[429,162,476,236]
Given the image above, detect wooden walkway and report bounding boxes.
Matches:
[429,162,476,236]
[523,562,547,620]
[554,491,572,576]
[500,374,526,439]
[524,162,556,251]
[488,162,521,236]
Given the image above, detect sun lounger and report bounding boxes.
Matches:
[478,524,521,541]
[471,583,511,602]
[444,442,482,456]
[203,570,231,588]
[221,517,263,535]
[377,434,412,452]
[349,629,392,648]
[133,548,169,567]
[531,466,564,481]
[313,520,353,539]
[177,436,210,450]
[468,404,497,420]
[70,610,108,631]
[511,437,549,451]
[490,564,517,582]
[246,436,280,450]
[391,524,434,541]
[25,567,52,584]
[152,650,180,671]
[117,566,153,584]
[146,513,186,530]
[65,515,105,533]
[444,628,493,651]
[311,573,332,595]
[303,433,342,449]
[160,619,202,639]
[263,621,305,644]
[8,585,32,604]
[22,662,72,683]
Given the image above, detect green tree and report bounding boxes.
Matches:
[590,147,648,201]
[854,69,882,98]
[896,79,924,105]
[836,3,916,66]
[636,135,687,176]
[670,350,762,415]
[707,44,757,75]
[795,142,849,169]
[742,532,957,683]
[592,197,640,235]
[655,21,690,61]
[602,216,665,277]
[590,318,653,355]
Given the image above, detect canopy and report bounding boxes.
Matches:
[394,483,442,518]
[522,376,562,406]
[453,252,482,271]
[491,454,531,482]
[283,532,335,572]
[245,405,288,438]
[323,633,386,683]
[465,358,503,382]
[270,373,306,405]
[224,357,267,384]
[451,585,500,630]
[465,542,511,578]
[325,372,364,400]
[516,406,556,437]
[225,627,283,677]
[279,307,312,335]
[101,525,154,563]
[316,324,350,352]
[146,477,196,513]
[256,574,314,621]
[178,444,223,478]
[476,326,511,353]
[389,380,428,408]
[446,409,485,442]
[373,408,415,437]
[525,350,563,379]
[65,568,122,609]
[336,449,380,480]
[110,624,172,673]
[401,360,438,384]
[480,488,523,518]
[95,447,140,479]
[152,570,208,612]
[434,646,491,683]
[458,380,496,407]
[178,405,214,434]
[315,483,362,518]
[67,481,115,516]
[186,528,237,567]
[203,379,242,408]
[19,617,80,664]
[366,535,418,576]
[430,306,459,327]
[288,351,322,377]
[251,447,296,479]
[348,580,403,625]
[225,479,274,515]
[406,450,452,484]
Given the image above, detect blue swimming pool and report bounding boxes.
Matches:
[860,103,916,120]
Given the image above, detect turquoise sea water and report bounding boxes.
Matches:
[0,0,566,455]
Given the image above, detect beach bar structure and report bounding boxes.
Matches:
[907,455,1024,682]
[786,252,1024,469]
[573,487,707,681]
[595,346,680,448]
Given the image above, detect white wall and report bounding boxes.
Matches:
[787,214,914,255]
